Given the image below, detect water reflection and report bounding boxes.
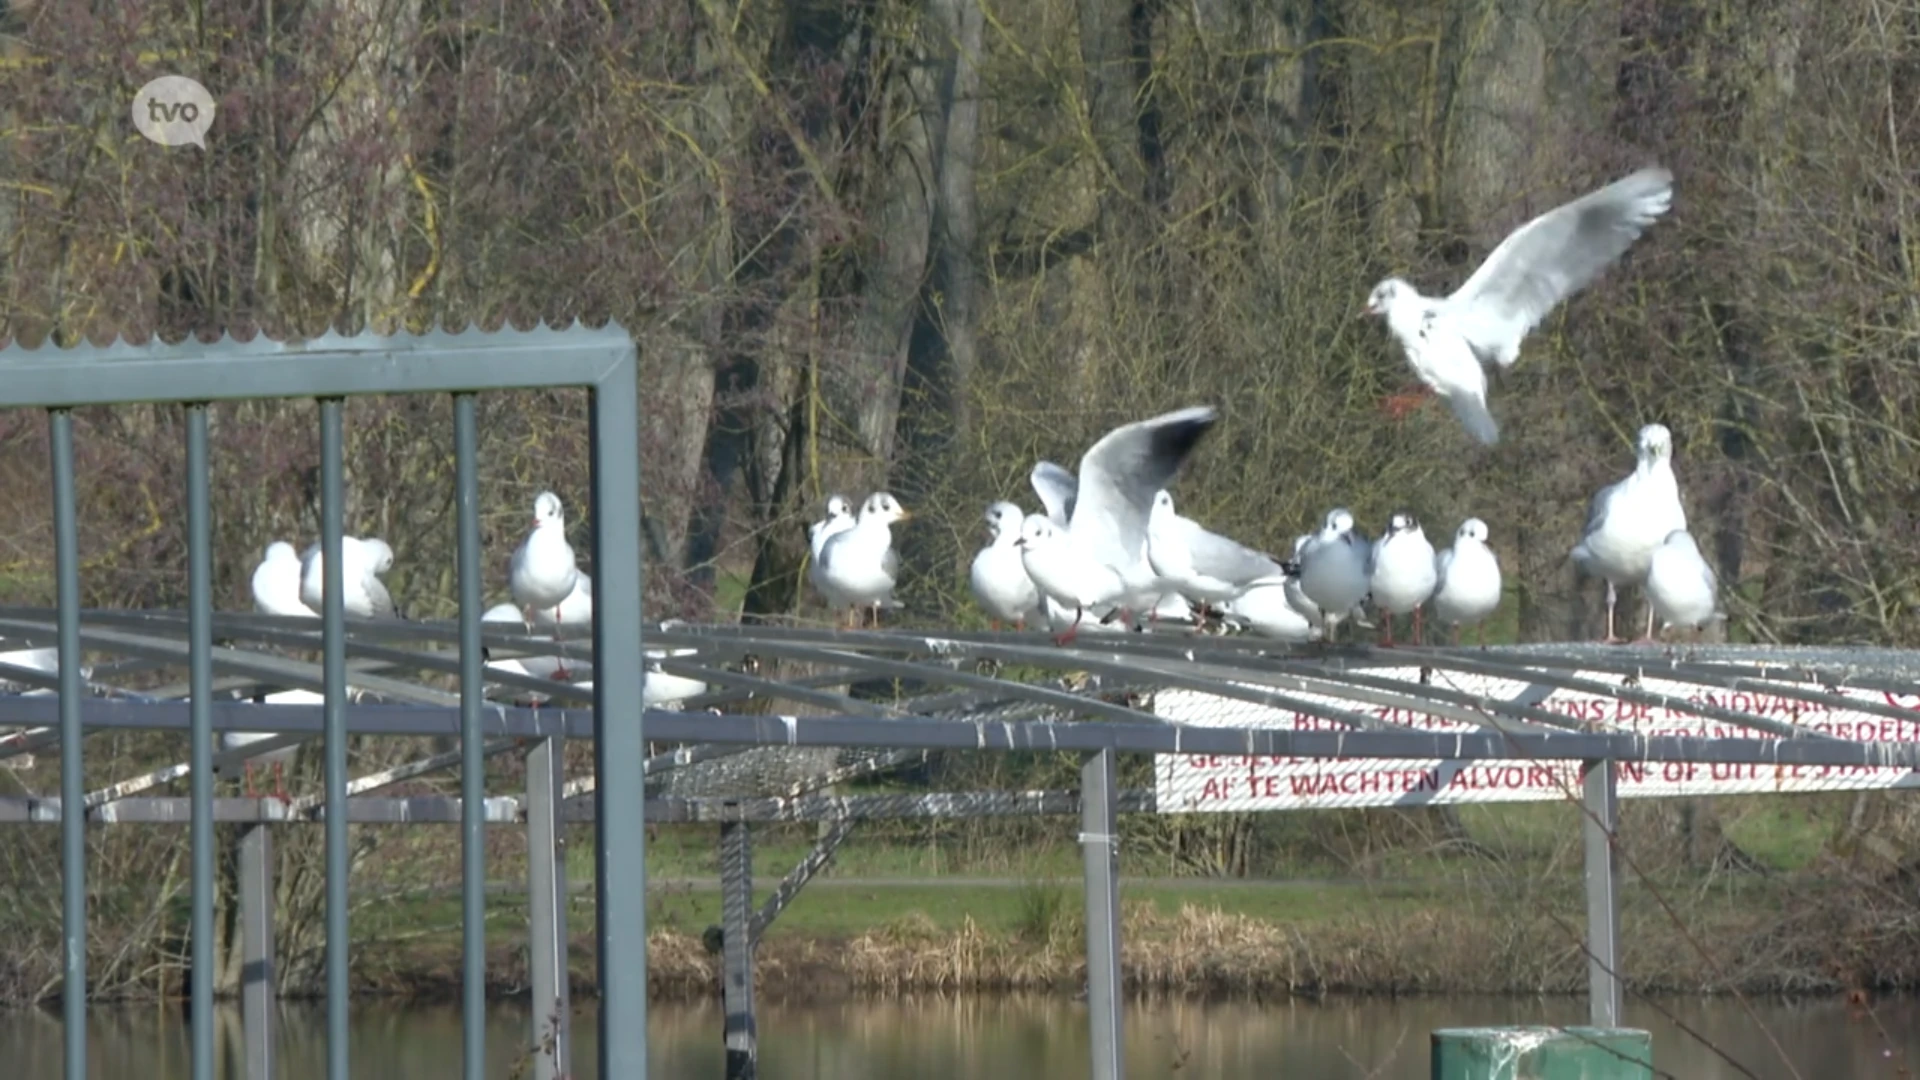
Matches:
[7,992,1912,1078]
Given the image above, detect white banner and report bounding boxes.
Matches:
[1153,667,1920,812]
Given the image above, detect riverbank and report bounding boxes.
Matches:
[351,867,1906,1004]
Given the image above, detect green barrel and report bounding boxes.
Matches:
[1432,1027,1653,1080]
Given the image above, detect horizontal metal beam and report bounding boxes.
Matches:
[0,324,633,407]
[0,789,1160,824]
[3,694,1920,766]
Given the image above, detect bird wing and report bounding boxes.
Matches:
[1182,525,1286,586]
[361,571,398,618]
[1030,461,1079,529]
[1580,474,1627,539]
[1068,406,1219,569]
[1443,388,1501,445]
[1434,546,1455,594]
[1446,167,1673,366]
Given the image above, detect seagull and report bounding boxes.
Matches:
[1645,529,1722,641]
[807,493,859,615]
[644,650,709,708]
[220,689,319,803]
[1571,423,1688,643]
[970,501,1045,631]
[1020,407,1221,642]
[1432,517,1503,645]
[817,492,911,628]
[1036,457,1182,626]
[299,536,397,618]
[510,491,582,637]
[1298,509,1372,643]
[1367,512,1439,646]
[529,571,593,637]
[1363,166,1675,444]
[481,603,588,703]
[1220,578,1320,643]
[251,541,318,617]
[1145,489,1292,617]
[1017,514,1133,643]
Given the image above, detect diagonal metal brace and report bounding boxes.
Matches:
[750,820,855,947]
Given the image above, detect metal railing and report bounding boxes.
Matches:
[0,324,648,1080]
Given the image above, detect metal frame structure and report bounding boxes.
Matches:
[0,326,647,1080]
[5,333,1920,1080]
[3,603,1920,1080]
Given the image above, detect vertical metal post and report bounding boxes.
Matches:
[318,399,350,1080]
[185,404,216,1080]
[1080,748,1123,1080]
[240,823,277,1080]
[589,348,648,1079]
[49,409,85,1080]
[453,393,486,1080]
[526,736,571,1080]
[720,822,757,1080]
[1583,758,1622,1028]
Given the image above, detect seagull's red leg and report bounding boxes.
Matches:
[1413,607,1426,646]
[1053,606,1084,646]
[1380,386,1437,420]
[1379,614,1396,648]
[243,761,260,799]
[273,761,291,805]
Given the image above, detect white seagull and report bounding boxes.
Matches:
[510,491,582,635]
[970,501,1045,631]
[1363,166,1675,444]
[480,603,589,703]
[529,570,593,637]
[1220,578,1320,643]
[1299,509,1372,643]
[299,536,397,618]
[220,688,320,803]
[1021,407,1220,643]
[1571,423,1688,643]
[1432,517,1503,645]
[1030,459,1190,628]
[1367,512,1439,646]
[252,541,318,617]
[1645,529,1722,641]
[1145,489,1291,614]
[1017,514,1132,641]
[807,493,858,614]
[816,492,911,628]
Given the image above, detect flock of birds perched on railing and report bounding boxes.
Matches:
[235,489,706,800]
[183,164,1730,799]
[806,165,1725,650]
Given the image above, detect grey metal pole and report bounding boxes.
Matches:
[49,408,85,1080]
[1080,747,1123,1080]
[526,736,570,1080]
[720,822,757,1080]
[240,823,277,1080]
[588,346,648,1079]
[453,393,486,1080]
[318,399,350,1080]
[186,404,216,1080]
[1583,758,1622,1027]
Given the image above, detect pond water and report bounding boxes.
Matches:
[7,992,1911,1078]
